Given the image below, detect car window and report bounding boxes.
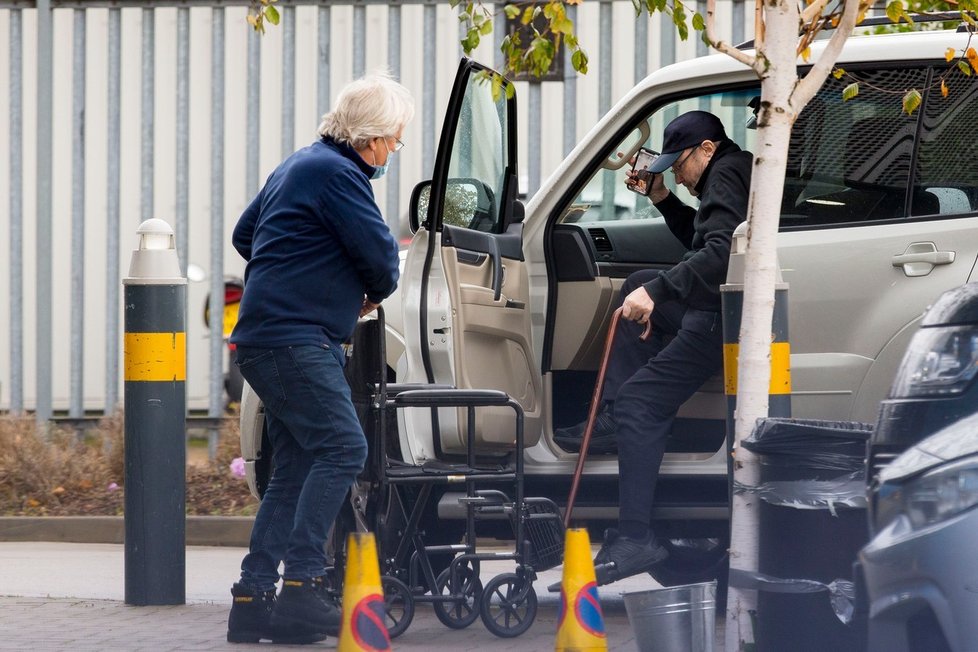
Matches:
[913,71,978,217]
[559,88,759,225]
[443,76,510,232]
[781,67,927,227]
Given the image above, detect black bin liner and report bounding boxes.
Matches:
[741,418,873,652]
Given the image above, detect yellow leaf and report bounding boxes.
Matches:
[26,498,40,508]
[946,47,956,63]
[968,47,977,59]
[941,79,949,98]
[801,46,811,62]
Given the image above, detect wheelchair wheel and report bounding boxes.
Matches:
[479,572,537,638]
[381,575,414,639]
[433,563,483,629]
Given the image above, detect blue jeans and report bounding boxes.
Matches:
[235,344,367,591]
[602,270,724,528]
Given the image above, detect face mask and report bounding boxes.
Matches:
[371,139,394,180]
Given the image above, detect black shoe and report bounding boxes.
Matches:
[554,406,618,453]
[270,576,341,643]
[227,583,278,644]
[593,528,669,586]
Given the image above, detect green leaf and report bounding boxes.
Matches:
[885,0,904,23]
[480,19,494,35]
[554,16,574,33]
[692,11,705,31]
[959,60,973,76]
[521,6,535,25]
[448,0,461,7]
[632,0,642,15]
[842,82,859,102]
[504,4,521,19]
[264,5,280,26]
[902,88,922,115]
[572,48,589,74]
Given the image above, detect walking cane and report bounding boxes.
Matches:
[563,306,651,529]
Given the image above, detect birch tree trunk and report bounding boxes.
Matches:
[722,0,862,646]
[723,2,799,649]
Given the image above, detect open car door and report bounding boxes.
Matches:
[399,58,541,460]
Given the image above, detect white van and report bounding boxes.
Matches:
[241,25,978,587]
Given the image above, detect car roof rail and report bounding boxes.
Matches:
[734,11,977,49]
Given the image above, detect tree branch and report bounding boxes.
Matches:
[800,0,831,25]
[793,0,861,108]
[706,0,758,68]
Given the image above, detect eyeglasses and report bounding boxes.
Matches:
[390,137,405,152]
[670,146,697,175]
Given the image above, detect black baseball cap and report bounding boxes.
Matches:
[648,111,728,173]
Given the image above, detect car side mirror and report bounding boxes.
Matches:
[408,180,431,233]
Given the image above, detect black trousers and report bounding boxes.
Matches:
[602,269,724,528]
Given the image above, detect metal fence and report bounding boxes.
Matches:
[0,0,750,422]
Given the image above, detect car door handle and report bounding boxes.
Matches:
[892,242,955,277]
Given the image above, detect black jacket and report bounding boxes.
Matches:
[643,139,752,311]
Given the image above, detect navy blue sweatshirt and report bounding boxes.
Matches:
[230,136,400,351]
[643,140,752,312]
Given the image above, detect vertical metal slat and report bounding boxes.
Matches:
[36,0,54,423]
[142,7,155,221]
[353,4,365,79]
[634,8,648,84]
[246,27,261,195]
[527,82,541,197]
[281,5,295,157]
[562,5,577,157]
[8,10,24,414]
[176,7,190,275]
[386,4,401,232]
[105,8,122,414]
[317,5,331,118]
[422,5,436,176]
[209,8,226,419]
[599,0,616,222]
[70,9,87,419]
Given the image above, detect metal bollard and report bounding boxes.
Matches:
[721,224,791,479]
[122,218,187,606]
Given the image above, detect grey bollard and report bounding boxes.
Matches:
[122,218,187,606]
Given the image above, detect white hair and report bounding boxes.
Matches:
[318,71,415,150]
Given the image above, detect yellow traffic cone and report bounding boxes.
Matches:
[555,528,608,651]
[337,532,392,652]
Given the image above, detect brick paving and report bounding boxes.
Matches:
[0,543,653,651]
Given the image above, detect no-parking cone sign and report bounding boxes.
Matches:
[555,528,607,651]
[338,532,392,652]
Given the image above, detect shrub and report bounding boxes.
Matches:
[0,412,256,517]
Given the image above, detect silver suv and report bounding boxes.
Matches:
[242,26,978,587]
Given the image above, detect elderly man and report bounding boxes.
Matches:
[557,111,753,584]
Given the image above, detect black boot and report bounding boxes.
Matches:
[227,582,277,643]
[269,576,341,642]
[554,403,618,453]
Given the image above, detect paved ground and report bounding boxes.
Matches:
[0,542,674,651]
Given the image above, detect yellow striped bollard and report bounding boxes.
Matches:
[123,218,187,606]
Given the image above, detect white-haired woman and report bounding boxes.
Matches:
[226,72,414,646]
